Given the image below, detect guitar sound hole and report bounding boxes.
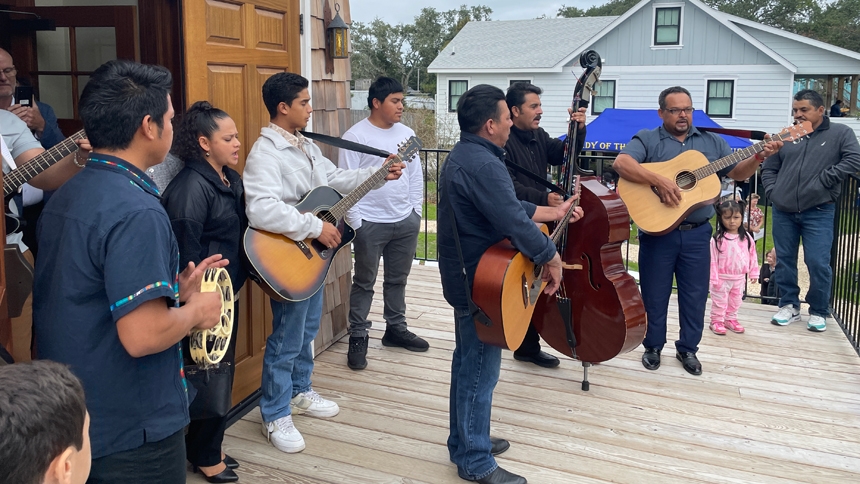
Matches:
[675,171,696,191]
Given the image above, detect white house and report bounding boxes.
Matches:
[428,0,860,142]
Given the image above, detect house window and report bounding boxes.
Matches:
[592,80,615,114]
[654,7,681,45]
[449,80,468,112]
[509,79,532,86]
[706,80,734,117]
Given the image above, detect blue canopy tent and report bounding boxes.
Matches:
[577,108,753,152]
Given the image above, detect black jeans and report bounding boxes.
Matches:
[87,429,185,484]
[513,323,542,357]
[185,300,239,467]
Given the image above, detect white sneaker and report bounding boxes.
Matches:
[771,305,800,326]
[290,389,340,418]
[262,415,305,453]
[807,314,827,332]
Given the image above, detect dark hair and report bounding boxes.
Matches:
[368,76,403,110]
[658,86,692,109]
[79,59,173,151]
[506,82,542,111]
[714,200,751,250]
[457,84,506,134]
[262,72,309,118]
[794,89,824,109]
[171,101,230,164]
[0,361,87,484]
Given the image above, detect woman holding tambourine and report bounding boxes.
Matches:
[162,101,248,483]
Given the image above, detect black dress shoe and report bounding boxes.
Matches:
[513,350,559,368]
[490,437,510,456]
[676,351,702,375]
[641,347,661,370]
[192,465,239,483]
[223,455,239,470]
[473,466,527,484]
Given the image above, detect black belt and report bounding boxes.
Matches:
[677,220,707,231]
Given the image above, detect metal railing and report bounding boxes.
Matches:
[415,149,860,353]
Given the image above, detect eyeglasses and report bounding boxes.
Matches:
[665,107,694,116]
[0,67,16,77]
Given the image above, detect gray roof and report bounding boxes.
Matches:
[428,17,618,71]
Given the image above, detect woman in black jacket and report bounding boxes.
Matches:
[162,101,247,483]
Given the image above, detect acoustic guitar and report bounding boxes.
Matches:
[4,129,87,234]
[471,176,582,350]
[244,136,422,302]
[616,122,811,235]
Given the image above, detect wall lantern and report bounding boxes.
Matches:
[324,0,349,73]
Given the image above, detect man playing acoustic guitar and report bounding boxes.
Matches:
[243,73,405,455]
[438,84,583,484]
[613,86,781,376]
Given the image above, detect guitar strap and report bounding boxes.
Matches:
[445,199,493,328]
[299,130,391,158]
[696,126,767,141]
[504,160,567,196]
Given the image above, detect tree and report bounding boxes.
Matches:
[702,0,823,32]
[350,5,492,94]
[558,0,640,18]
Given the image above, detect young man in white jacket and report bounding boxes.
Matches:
[244,72,404,454]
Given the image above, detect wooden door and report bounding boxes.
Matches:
[11,6,138,136]
[181,0,301,405]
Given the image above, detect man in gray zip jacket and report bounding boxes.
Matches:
[761,89,860,332]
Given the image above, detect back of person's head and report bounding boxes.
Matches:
[0,361,90,484]
[506,82,542,111]
[367,76,403,110]
[457,84,506,134]
[172,101,230,163]
[794,89,824,108]
[658,86,692,109]
[79,60,173,151]
[262,72,309,118]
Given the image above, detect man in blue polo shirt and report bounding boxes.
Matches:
[33,60,225,484]
[613,86,781,376]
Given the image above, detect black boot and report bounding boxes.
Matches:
[348,335,368,370]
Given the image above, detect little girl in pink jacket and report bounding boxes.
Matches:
[710,200,759,334]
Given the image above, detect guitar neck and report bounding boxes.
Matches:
[328,155,401,221]
[692,131,793,180]
[4,130,86,197]
[549,175,582,244]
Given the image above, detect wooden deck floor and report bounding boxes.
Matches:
[189,263,860,483]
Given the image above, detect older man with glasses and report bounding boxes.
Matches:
[0,48,64,150]
[613,86,781,376]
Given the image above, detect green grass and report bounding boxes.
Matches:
[422,203,437,221]
[416,232,437,260]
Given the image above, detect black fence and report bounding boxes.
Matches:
[416,149,860,354]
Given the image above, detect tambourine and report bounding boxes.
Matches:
[189,267,234,366]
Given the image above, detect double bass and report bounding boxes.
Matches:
[532,50,647,390]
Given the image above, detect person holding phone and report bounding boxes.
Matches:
[0,48,64,149]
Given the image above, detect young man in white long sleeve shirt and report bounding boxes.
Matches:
[244,73,405,454]
[338,77,427,370]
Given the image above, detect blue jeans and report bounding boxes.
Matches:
[771,204,835,317]
[260,290,323,423]
[639,223,711,354]
[447,307,501,480]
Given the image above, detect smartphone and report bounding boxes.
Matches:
[14,86,33,107]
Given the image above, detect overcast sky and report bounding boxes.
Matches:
[348,0,600,25]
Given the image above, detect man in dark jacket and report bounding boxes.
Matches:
[761,89,860,332]
[503,82,587,368]
[438,84,582,484]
